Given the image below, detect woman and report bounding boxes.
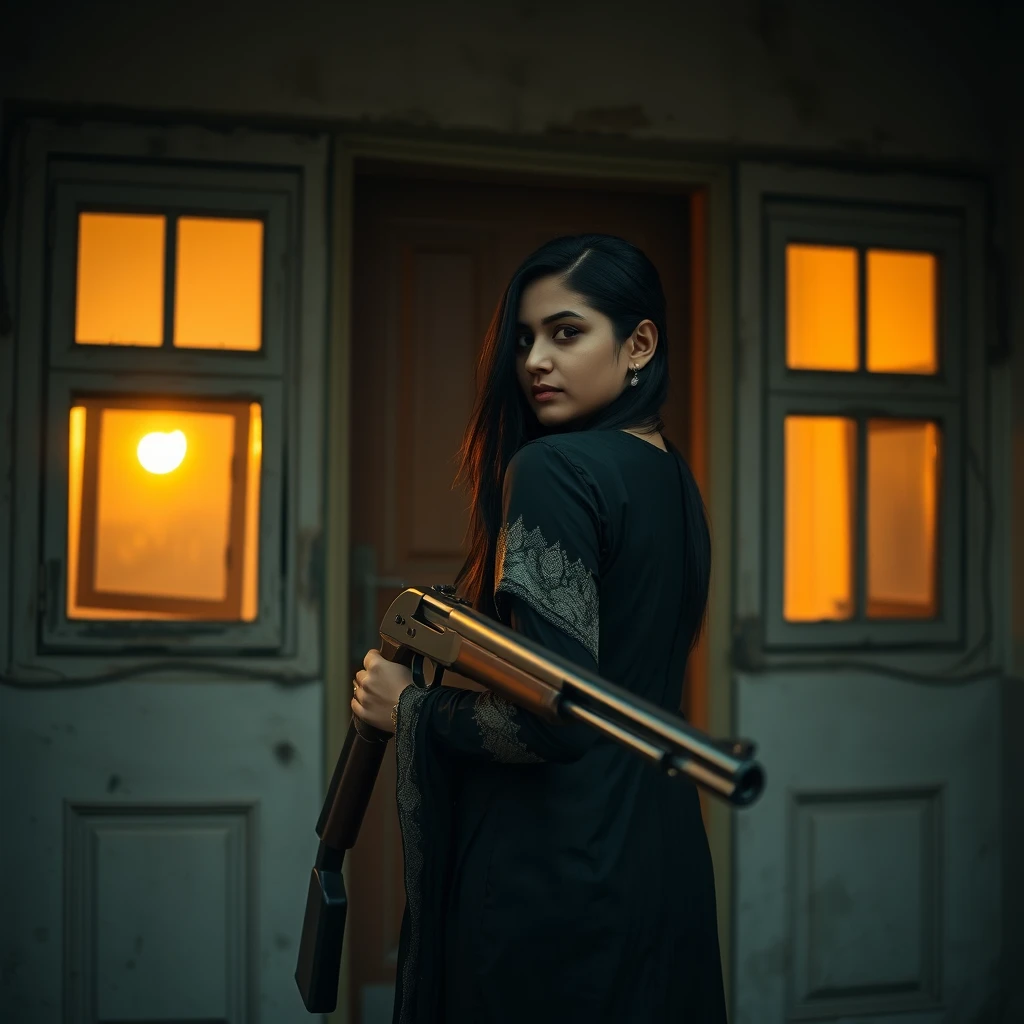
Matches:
[351,234,727,1023]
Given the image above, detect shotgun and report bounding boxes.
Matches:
[295,584,765,1013]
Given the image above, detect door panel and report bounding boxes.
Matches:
[347,170,695,1022]
[734,673,1001,1023]
[0,681,323,1024]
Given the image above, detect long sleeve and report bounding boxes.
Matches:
[398,439,604,765]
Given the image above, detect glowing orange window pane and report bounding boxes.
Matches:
[75,213,165,346]
[174,217,264,350]
[67,400,261,621]
[867,250,938,374]
[786,245,859,371]
[867,420,940,618]
[241,403,262,622]
[784,416,857,622]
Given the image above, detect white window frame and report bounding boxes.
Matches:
[736,164,993,675]
[5,119,328,681]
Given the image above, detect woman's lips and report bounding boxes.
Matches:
[531,385,562,402]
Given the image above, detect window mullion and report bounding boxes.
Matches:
[857,247,867,375]
[162,213,178,349]
[854,413,868,623]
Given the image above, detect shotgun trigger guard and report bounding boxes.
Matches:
[410,653,445,689]
[411,653,427,688]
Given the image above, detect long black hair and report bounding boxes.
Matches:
[454,234,709,650]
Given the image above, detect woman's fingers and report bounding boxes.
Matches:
[351,691,393,733]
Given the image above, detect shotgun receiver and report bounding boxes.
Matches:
[295,585,765,1013]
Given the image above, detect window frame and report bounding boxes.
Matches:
[72,394,253,621]
[764,393,963,650]
[761,203,969,651]
[5,119,328,680]
[41,372,285,652]
[736,164,991,673]
[765,203,964,399]
[48,163,292,377]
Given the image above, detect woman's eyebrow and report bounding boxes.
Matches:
[514,310,587,331]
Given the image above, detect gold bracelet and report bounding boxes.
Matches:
[391,701,399,731]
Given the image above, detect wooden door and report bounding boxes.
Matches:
[347,169,696,1023]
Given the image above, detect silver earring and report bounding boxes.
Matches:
[630,364,640,387]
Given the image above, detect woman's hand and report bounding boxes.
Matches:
[351,649,413,733]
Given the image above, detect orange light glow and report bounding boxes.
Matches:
[786,245,859,371]
[867,250,938,374]
[137,430,187,474]
[96,408,233,601]
[867,420,940,617]
[67,402,262,621]
[784,416,857,622]
[75,213,166,346]
[174,217,264,350]
[241,403,262,622]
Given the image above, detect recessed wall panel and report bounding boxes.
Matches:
[789,788,942,1018]
[65,803,255,1024]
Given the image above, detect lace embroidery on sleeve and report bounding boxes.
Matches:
[494,515,599,662]
[394,684,430,1024]
[472,691,544,764]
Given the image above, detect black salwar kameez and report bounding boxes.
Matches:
[392,429,727,1024]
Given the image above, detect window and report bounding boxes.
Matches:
[783,415,856,622]
[75,213,166,346]
[74,212,265,351]
[34,155,299,654]
[173,217,264,351]
[763,202,964,649]
[66,398,262,621]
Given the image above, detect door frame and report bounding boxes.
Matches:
[324,133,736,1023]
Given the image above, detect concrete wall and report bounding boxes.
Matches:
[0,0,1000,165]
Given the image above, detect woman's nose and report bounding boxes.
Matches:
[524,345,552,375]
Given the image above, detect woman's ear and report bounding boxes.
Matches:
[630,320,659,367]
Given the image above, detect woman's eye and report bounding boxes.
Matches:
[554,326,580,341]
[515,334,531,350]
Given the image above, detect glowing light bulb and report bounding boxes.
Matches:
[137,430,187,474]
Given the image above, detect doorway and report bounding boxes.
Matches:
[344,163,707,1023]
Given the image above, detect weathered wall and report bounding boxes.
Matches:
[0,0,999,166]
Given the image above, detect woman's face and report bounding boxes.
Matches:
[515,275,636,429]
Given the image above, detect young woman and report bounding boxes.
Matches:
[351,234,727,1023]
